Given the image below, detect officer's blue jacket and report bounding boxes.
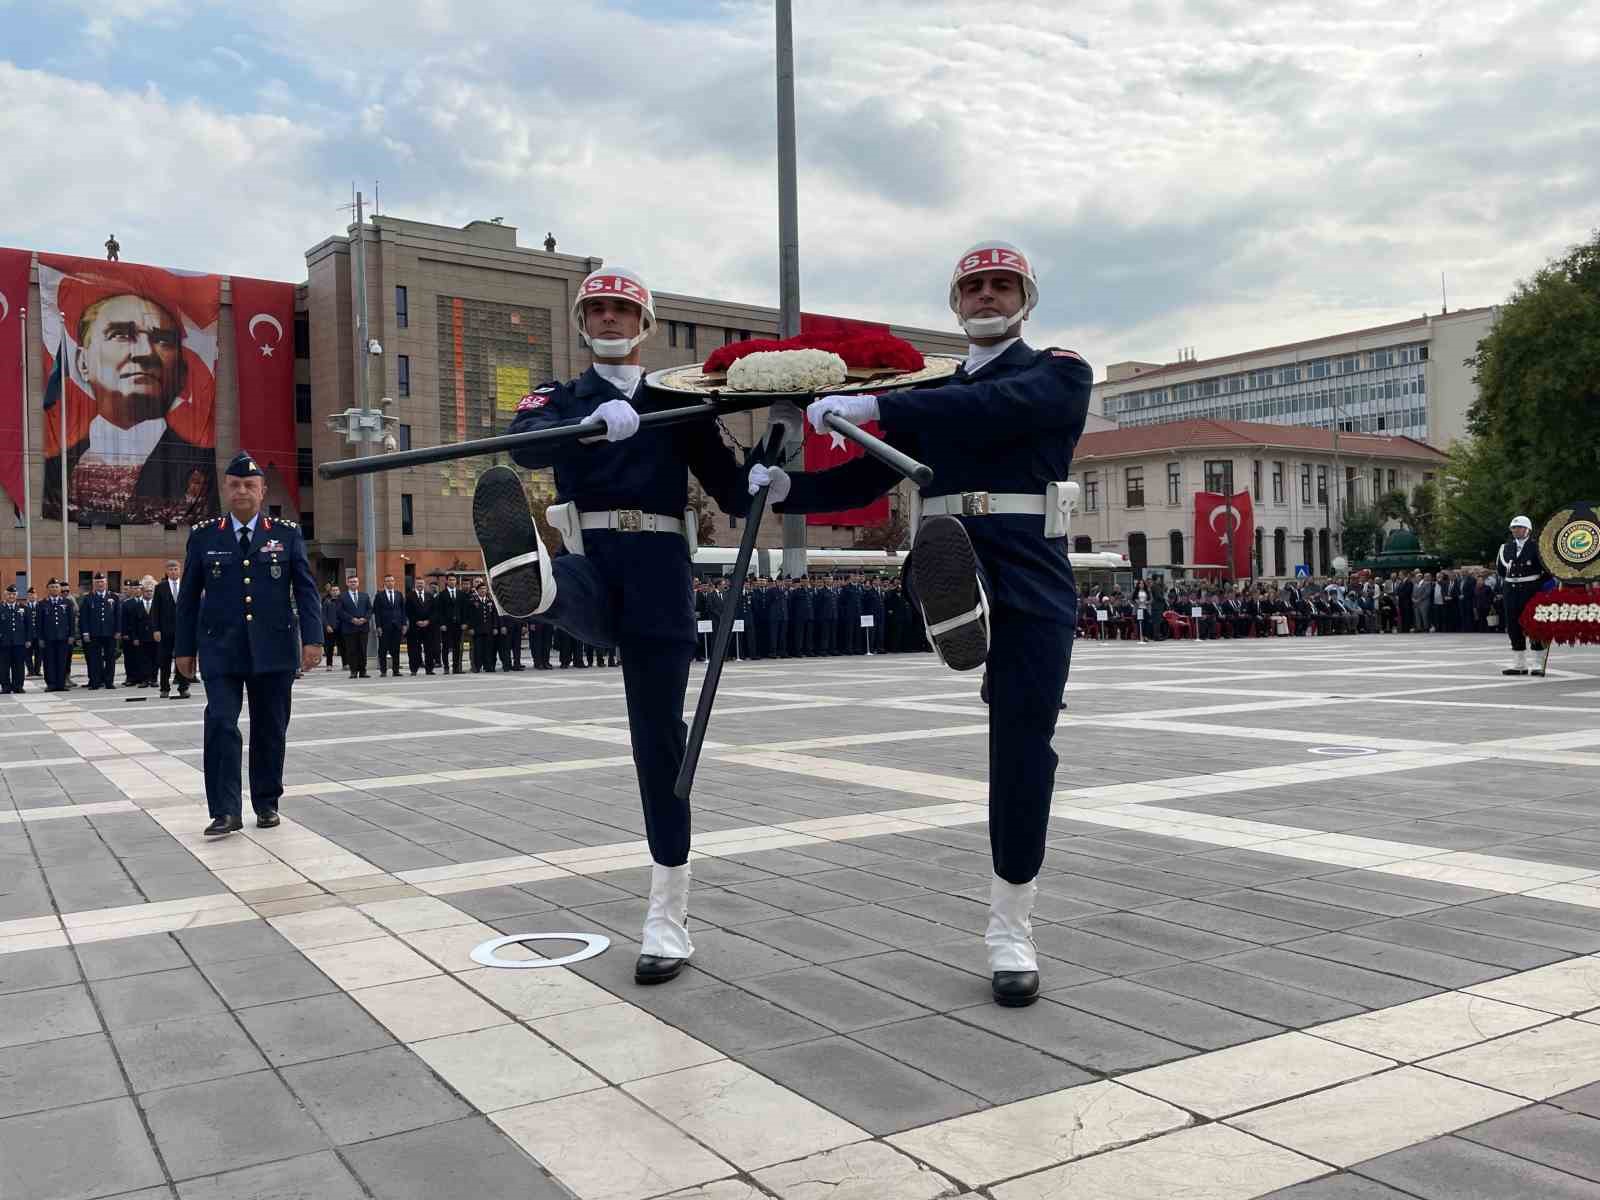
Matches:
[816,586,838,620]
[0,604,25,646]
[80,591,121,638]
[778,340,1091,623]
[790,587,813,621]
[175,513,323,676]
[40,597,75,641]
[22,603,38,642]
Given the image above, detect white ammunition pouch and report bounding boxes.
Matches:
[684,508,699,558]
[1045,481,1078,541]
[546,502,585,557]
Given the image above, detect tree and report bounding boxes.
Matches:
[1408,480,1439,549]
[1339,504,1384,562]
[1466,228,1600,521]
[1435,435,1516,565]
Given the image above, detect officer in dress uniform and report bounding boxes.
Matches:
[40,579,77,691]
[1,587,27,693]
[80,573,121,689]
[471,266,753,985]
[752,240,1090,1007]
[1497,515,1549,676]
[174,452,322,836]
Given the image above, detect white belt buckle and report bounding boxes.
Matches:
[616,509,644,532]
[961,491,991,516]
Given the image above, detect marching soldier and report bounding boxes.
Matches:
[1497,515,1549,676]
[754,240,1091,1006]
[174,453,323,836]
[471,266,753,985]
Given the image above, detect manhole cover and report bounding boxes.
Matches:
[1308,746,1379,757]
[471,932,610,969]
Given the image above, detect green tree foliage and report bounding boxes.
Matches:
[1465,229,1600,520]
[1339,504,1384,561]
[1408,480,1439,548]
[1436,435,1516,565]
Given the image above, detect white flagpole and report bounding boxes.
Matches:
[59,315,69,589]
[18,303,31,588]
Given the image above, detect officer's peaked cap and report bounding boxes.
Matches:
[226,451,264,478]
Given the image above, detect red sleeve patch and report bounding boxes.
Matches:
[517,394,550,412]
[1050,349,1086,362]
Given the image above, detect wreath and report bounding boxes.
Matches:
[1520,585,1600,646]
[701,330,925,378]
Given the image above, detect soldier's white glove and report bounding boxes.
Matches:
[593,398,641,442]
[747,463,791,503]
[806,395,879,440]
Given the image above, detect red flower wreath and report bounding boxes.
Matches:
[702,330,925,376]
[1519,585,1600,646]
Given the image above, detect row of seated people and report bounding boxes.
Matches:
[1076,585,1376,641]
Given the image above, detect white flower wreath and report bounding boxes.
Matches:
[726,348,848,393]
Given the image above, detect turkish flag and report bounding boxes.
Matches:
[231,276,299,507]
[0,247,29,510]
[1193,490,1253,578]
[799,311,891,528]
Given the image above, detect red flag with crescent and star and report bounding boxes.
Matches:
[1193,489,1254,578]
[799,312,892,529]
[230,275,299,508]
[0,247,30,510]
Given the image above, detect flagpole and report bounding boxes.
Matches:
[58,317,68,589]
[18,304,31,588]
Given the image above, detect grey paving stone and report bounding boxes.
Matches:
[676,928,809,982]
[1352,917,1570,969]
[173,921,295,965]
[233,992,396,1067]
[175,1149,367,1199]
[113,1013,266,1093]
[75,933,190,981]
[0,981,102,1049]
[1067,912,1259,961]
[0,945,80,995]
[884,892,995,936]
[198,952,338,1009]
[685,888,791,928]
[641,983,831,1054]
[1202,889,1381,931]
[727,876,864,914]
[1262,878,1448,917]
[1047,977,1285,1050]
[747,1035,984,1134]
[343,1116,575,1200]
[721,847,839,877]
[1555,1083,1600,1120]
[0,1032,126,1119]
[1030,924,1183,976]
[1367,820,1521,851]
[860,857,989,892]
[1458,1104,1600,1183]
[743,965,932,1032]
[282,1046,472,1144]
[137,874,232,903]
[1285,932,1512,989]
[950,997,1192,1073]
[808,901,960,947]
[1420,906,1600,952]
[1211,946,1441,1009]
[1355,1134,1600,1200]
[1472,895,1600,932]
[1160,854,1317,888]
[832,951,996,1011]
[1258,1173,1420,1198]
[855,1013,1092,1103]
[1130,962,1364,1028]
[442,885,558,922]
[736,914,890,964]
[142,1070,331,1181]
[0,1096,165,1200]
[1319,868,1496,905]
[92,967,228,1029]
[802,867,931,903]
[1132,898,1327,944]
[912,936,1107,990]
[1037,870,1175,911]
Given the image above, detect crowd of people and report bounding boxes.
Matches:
[1081,568,1511,641]
[692,575,928,659]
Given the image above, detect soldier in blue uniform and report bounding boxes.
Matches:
[1,587,27,693]
[789,577,812,655]
[39,579,77,691]
[471,266,753,985]
[79,573,121,689]
[1497,515,1550,677]
[174,452,323,836]
[751,240,1090,1007]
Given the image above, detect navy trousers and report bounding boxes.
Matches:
[202,671,294,820]
[43,640,70,689]
[1,646,23,692]
[535,553,693,867]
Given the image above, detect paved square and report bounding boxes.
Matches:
[3,634,1600,1198]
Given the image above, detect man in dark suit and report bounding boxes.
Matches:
[79,573,120,689]
[1458,573,1478,633]
[405,579,434,674]
[433,572,466,673]
[337,575,372,678]
[320,583,341,671]
[372,573,406,677]
[120,580,155,686]
[152,559,189,698]
[174,452,322,836]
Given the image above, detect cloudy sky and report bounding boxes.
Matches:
[2,0,1596,372]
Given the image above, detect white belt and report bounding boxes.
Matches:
[1504,574,1540,584]
[921,492,1045,518]
[579,509,685,536]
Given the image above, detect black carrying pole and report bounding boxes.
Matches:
[674,423,788,800]
[822,413,933,486]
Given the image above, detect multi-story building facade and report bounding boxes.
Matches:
[1066,419,1447,580]
[1092,307,1495,449]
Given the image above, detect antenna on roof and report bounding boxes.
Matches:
[1441,271,1448,315]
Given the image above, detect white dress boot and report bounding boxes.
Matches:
[636,863,693,984]
[1503,649,1528,676]
[986,874,1040,1007]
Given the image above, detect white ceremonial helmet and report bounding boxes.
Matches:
[1510,515,1532,532]
[572,267,656,357]
[948,240,1040,338]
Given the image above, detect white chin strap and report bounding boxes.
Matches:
[959,313,1025,338]
[587,333,647,358]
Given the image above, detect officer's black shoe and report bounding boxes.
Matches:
[910,516,990,672]
[991,970,1040,1007]
[177,689,190,699]
[1502,668,1529,675]
[1530,668,1546,677]
[256,809,280,829]
[474,466,555,618]
[204,817,243,837]
[634,955,688,985]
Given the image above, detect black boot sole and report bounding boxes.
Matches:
[634,955,688,985]
[910,516,987,672]
[473,466,546,619]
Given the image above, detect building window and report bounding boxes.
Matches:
[1252,460,1262,502]
[1125,466,1144,508]
[667,321,679,348]
[294,315,310,358]
[1083,472,1099,512]
[301,511,315,540]
[724,329,737,346]
[1303,528,1315,571]
[1128,531,1147,572]
[1273,528,1287,576]
[397,424,412,451]
[400,493,414,536]
[397,354,410,397]
[297,447,312,487]
[295,383,312,424]
[1166,462,1181,505]
[1271,461,1284,505]
[1319,527,1332,574]
[739,329,752,341]
[1387,468,1397,494]
[1316,466,1327,505]
[1203,459,1233,495]
[1371,349,1394,368]
[1169,531,1184,565]
[395,285,409,328]
[684,324,697,351]
[1073,535,1093,553]
[1300,464,1312,503]
[1372,467,1382,501]
[1254,526,1264,576]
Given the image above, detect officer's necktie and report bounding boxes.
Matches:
[238,526,251,559]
